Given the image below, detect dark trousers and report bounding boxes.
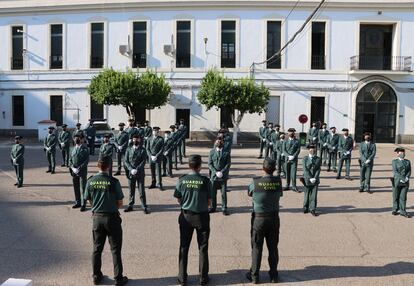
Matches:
[181,139,186,157]
[163,153,173,176]
[150,160,162,186]
[13,163,24,186]
[178,211,210,282]
[328,151,338,171]
[264,144,271,158]
[173,149,178,169]
[393,184,409,215]
[73,174,87,206]
[250,213,280,280]
[319,145,328,164]
[46,151,56,171]
[285,160,297,188]
[61,147,70,166]
[211,180,227,210]
[259,139,266,157]
[276,155,285,176]
[360,163,373,190]
[88,141,95,155]
[304,185,318,211]
[116,152,125,172]
[338,156,351,177]
[128,176,146,208]
[177,144,183,164]
[92,213,123,280]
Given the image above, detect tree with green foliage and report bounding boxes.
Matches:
[88,69,171,118]
[197,69,270,144]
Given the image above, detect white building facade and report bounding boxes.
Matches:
[0,0,413,143]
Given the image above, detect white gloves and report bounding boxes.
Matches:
[323,143,327,146]
[365,159,371,164]
[288,155,294,161]
[144,137,148,140]
[310,178,316,184]
[12,159,17,165]
[130,169,138,175]
[151,155,157,162]
[60,143,65,148]
[71,167,79,174]
[262,139,266,142]
[88,136,92,139]
[333,147,336,150]
[129,139,133,143]
[345,151,350,155]
[405,177,409,183]
[118,146,122,151]
[163,151,168,156]
[269,142,273,146]
[313,137,317,141]
[216,171,223,178]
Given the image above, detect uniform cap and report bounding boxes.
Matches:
[73,134,82,138]
[15,135,23,140]
[279,132,285,136]
[342,128,349,132]
[153,127,160,131]
[288,128,296,132]
[394,147,405,152]
[48,126,55,129]
[98,155,112,166]
[274,124,281,128]
[188,154,202,165]
[76,123,81,126]
[262,120,267,123]
[263,157,276,170]
[330,126,336,130]
[62,124,68,128]
[170,125,176,129]
[103,133,111,138]
[132,134,141,139]
[363,132,371,136]
[321,123,327,126]
[165,130,171,134]
[118,122,125,126]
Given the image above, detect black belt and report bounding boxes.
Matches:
[93,212,119,217]
[253,211,279,217]
[182,210,208,215]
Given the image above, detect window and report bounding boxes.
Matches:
[11,26,24,70]
[132,22,147,68]
[50,95,63,126]
[176,21,191,68]
[90,23,104,68]
[221,21,236,68]
[310,97,325,125]
[12,96,24,126]
[90,98,104,119]
[311,22,326,70]
[50,24,63,69]
[266,21,281,69]
[176,109,190,138]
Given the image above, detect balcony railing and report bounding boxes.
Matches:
[311,55,326,70]
[50,55,63,69]
[350,55,412,72]
[11,57,24,70]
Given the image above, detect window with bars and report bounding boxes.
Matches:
[50,24,63,69]
[90,23,104,68]
[176,21,191,68]
[11,26,24,70]
[266,21,281,69]
[133,22,147,68]
[221,21,236,68]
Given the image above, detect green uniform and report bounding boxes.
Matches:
[44,132,58,172]
[270,131,279,160]
[283,138,301,190]
[125,126,139,145]
[223,133,233,154]
[147,135,165,187]
[337,136,354,178]
[99,143,115,176]
[275,139,286,177]
[85,125,97,155]
[308,127,319,148]
[69,144,89,206]
[327,133,339,172]
[143,125,152,149]
[258,126,267,157]
[318,129,329,164]
[114,130,129,173]
[84,172,125,282]
[302,155,321,211]
[162,135,175,177]
[359,141,376,191]
[264,129,274,158]
[392,158,411,215]
[72,128,85,140]
[58,130,71,166]
[171,131,180,169]
[10,143,25,186]
[208,148,231,211]
[174,172,212,284]
[247,175,283,282]
[124,145,147,208]
[178,124,188,158]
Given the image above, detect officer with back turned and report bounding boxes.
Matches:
[246,157,283,284]
[84,155,128,286]
[58,124,71,167]
[174,154,212,286]
[10,135,25,188]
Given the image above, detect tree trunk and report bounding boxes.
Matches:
[231,111,244,145]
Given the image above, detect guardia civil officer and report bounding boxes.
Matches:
[174,154,212,286]
[73,123,84,140]
[222,128,233,154]
[162,130,175,177]
[264,122,274,158]
[86,119,97,155]
[359,132,376,193]
[318,123,329,165]
[124,135,148,214]
[175,123,184,165]
[258,120,267,159]
[143,120,152,149]
[391,148,411,218]
[114,123,129,176]
[301,144,321,216]
[327,127,339,172]
[246,157,283,284]
[275,132,286,178]
[69,134,89,211]
[170,124,180,170]
[308,122,319,151]
[208,139,231,215]
[270,124,281,161]
[44,126,58,174]
[337,128,354,180]
[178,119,188,158]
[283,128,301,193]
[99,133,115,176]
[147,127,165,190]
[10,135,24,188]
[58,124,71,167]
[84,155,128,286]
[125,118,139,145]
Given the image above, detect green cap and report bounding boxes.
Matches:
[188,154,202,165]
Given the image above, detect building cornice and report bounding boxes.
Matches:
[0,0,413,15]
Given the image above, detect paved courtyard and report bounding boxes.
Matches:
[0,143,413,286]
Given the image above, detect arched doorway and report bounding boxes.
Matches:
[355,82,397,143]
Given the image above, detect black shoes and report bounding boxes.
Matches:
[257,156,263,159]
[345,176,352,181]
[143,207,149,214]
[336,176,340,180]
[199,276,210,285]
[51,170,55,174]
[124,206,133,212]
[80,205,87,212]
[310,210,319,217]
[400,213,411,218]
[46,170,51,173]
[17,184,23,188]
[270,275,279,283]
[72,203,81,209]
[208,208,216,214]
[61,164,66,167]
[392,211,399,216]
[222,209,229,216]
[114,171,121,176]
[359,188,364,193]
[157,185,164,191]
[93,274,103,285]
[177,278,187,286]
[303,208,309,214]
[14,182,18,186]
[245,272,259,284]
[284,186,290,191]
[148,184,156,189]
[115,276,128,286]
[291,187,301,193]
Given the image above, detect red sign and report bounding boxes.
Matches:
[298,114,308,124]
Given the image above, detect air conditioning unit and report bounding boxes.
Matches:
[119,45,130,56]
[163,44,175,56]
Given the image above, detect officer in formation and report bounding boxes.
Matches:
[318,123,329,165]
[44,126,58,174]
[58,124,71,167]
[258,120,267,159]
[69,134,89,211]
[148,127,165,190]
[73,122,84,139]
[359,132,376,193]
[327,127,339,172]
[276,132,286,178]
[221,127,233,154]
[269,124,281,161]
[84,155,128,286]
[308,122,319,151]
[163,130,175,177]
[175,122,184,165]
[336,128,354,180]
[125,118,139,144]
[124,135,148,213]
[283,128,301,193]
[301,144,321,216]
[174,154,212,286]
[99,133,115,176]
[10,135,25,188]
[391,148,411,218]
[208,139,231,215]
[114,123,129,176]
[264,122,274,158]
[85,120,96,155]
[143,120,152,148]
[246,157,282,284]
[178,119,188,158]
[170,124,180,170]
